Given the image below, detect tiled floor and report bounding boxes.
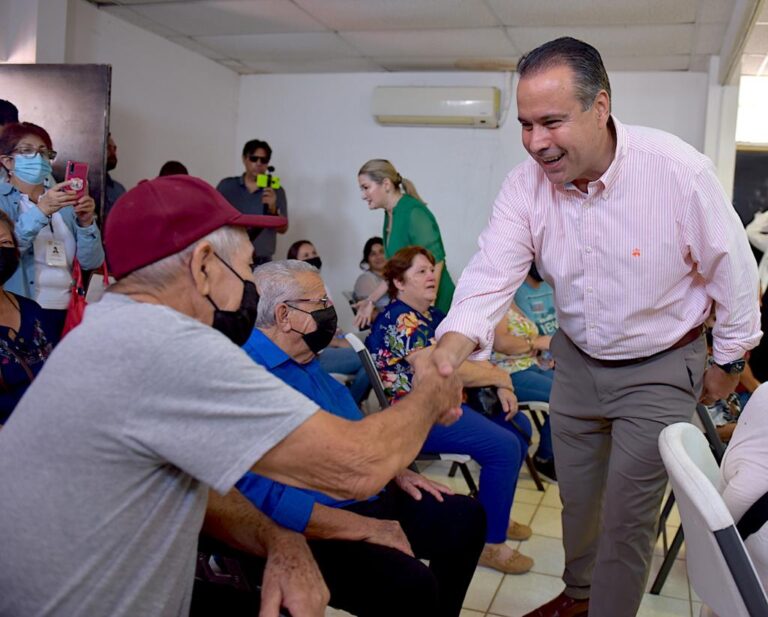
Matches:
[325,457,700,617]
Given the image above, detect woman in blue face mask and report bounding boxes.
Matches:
[0,122,104,332]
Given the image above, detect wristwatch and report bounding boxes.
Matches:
[715,358,746,375]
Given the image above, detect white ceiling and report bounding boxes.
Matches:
[86,0,768,77]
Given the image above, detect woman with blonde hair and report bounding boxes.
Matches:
[355,159,454,327]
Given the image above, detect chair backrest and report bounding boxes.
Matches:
[659,423,768,617]
[345,333,389,410]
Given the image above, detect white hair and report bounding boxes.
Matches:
[114,226,246,292]
[253,259,319,328]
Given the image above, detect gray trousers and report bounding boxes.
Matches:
[549,330,706,617]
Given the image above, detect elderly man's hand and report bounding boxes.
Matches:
[395,468,454,502]
[360,518,414,556]
[410,347,463,426]
[259,528,329,617]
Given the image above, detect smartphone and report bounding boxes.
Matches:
[256,173,281,189]
[65,161,89,200]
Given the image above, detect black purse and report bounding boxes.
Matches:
[464,386,532,445]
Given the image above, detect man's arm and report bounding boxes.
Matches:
[252,363,462,501]
[203,489,329,617]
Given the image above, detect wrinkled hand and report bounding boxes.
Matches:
[353,299,374,329]
[361,518,414,556]
[700,365,739,405]
[395,468,454,502]
[73,190,96,227]
[262,187,278,214]
[37,181,77,216]
[410,348,463,426]
[259,530,329,617]
[497,387,519,421]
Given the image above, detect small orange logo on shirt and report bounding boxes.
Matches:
[631,248,641,257]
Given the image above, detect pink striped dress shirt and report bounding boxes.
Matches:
[437,117,761,363]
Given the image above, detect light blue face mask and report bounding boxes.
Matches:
[13,153,52,185]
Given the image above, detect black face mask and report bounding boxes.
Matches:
[0,247,19,286]
[206,254,260,346]
[289,304,338,354]
[303,256,322,271]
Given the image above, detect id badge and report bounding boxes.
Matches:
[45,240,67,267]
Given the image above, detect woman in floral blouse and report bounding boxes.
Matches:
[0,210,59,425]
[366,246,535,574]
[492,305,556,482]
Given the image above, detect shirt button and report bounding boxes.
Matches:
[585,247,592,253]
[587,287,593,293]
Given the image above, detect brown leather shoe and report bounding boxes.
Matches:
[521,591,589,617]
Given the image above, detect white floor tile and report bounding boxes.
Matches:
[460,610,485,617]
[636,593,692,617]
[540,485,562,508]
[530,505,563,539]
[517,477,541,491]
[654,526,686,560]
[646,555,690,600]
[515,487,545,505]
[489,571,564,616]
[463,566,504,612]
[521,534,565,577]
[512,501,537,526]
[692,601,702,616]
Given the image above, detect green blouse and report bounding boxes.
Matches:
[383,194,455,313]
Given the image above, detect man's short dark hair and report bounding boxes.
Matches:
[0,100,19,126]
[242,139,272,160]
[517,37,611,111]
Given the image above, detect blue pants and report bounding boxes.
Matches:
[511,365,555,462]
[422,404,531,543]
[317,347,371,404]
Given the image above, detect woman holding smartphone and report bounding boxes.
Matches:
[0,122,104,331]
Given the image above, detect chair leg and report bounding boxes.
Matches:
[526,454,545,492]
[448,462,459,478]
[530,409,545,434]
[649,526,684,595]
[457,463,479,498]
[657,491,676,540]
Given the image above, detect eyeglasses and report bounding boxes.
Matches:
[11,146,57,161]
[248,155,269,164]
[286,296,330,309]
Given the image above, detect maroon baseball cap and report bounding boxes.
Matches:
[104,175,287,279]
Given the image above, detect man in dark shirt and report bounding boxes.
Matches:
[104,133,127,220]
[217,139,288,266]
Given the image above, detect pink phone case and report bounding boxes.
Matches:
[65,161,89,200]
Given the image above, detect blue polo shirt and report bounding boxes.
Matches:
[235,329,371,532]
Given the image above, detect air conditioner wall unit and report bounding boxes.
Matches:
[371,86,500,128]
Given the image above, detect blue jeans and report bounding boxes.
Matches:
[511,365,554,461]
[422,404,531,543]
[317,347,370,404]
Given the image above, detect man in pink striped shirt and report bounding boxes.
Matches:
[432,37,761,617]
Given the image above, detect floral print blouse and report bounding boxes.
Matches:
[365,299,445,403]
[491,308,539,373]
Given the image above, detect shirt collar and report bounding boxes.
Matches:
[0,181,15,197]
[559,115,627,198]
[243,328,293,370]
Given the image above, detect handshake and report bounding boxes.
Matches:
[409,347,464,427]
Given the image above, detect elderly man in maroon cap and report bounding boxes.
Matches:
[0,176,462,617]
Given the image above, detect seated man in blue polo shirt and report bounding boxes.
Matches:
[228,259,486,617]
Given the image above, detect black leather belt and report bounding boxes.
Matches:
[585,325,704,368]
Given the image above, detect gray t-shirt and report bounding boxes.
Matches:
[0,293,318,617]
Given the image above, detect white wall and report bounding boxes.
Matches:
[65,0,240,189]
[235,70,709,330]
[736,76,768,144]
